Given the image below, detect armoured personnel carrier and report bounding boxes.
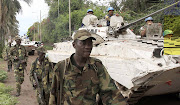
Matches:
[47,1,180,104]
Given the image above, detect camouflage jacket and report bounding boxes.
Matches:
[49,54,128,105]
[9,45,28,62]
[2,45,11,60]
[29,58,53,93]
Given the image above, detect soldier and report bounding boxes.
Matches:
[2,42,12,72]
[163,29,173,39]
[82,9,98,27]
[9,36,28,96]
[29,47,53,105]
[105,7,119,26]
[140,17,162,38]
[49,30,128,105]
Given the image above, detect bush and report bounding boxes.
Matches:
[0,70,7,82]
[0,83,18,105]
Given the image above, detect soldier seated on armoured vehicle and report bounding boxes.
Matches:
[140,17,162,38]
[82,9,99,27]
[105,7,120,26]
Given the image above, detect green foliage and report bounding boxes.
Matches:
[43,45,53,50]
[0,83,18,105]
[0,71,8,82]
[27,0,180,43]
[163,16,180,37]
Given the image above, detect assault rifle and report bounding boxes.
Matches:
[16,59,28,75]
[115,1,180,33]
[33,72,46,105]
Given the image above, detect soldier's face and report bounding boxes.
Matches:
[108,10,114,16]
[88,11,93,14]
[73,38,93,58]
[146,20,153,25]
[15,39,21,45]
[165,34,173,39]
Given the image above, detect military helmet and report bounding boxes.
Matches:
[36,47,47,53]
[145,17,153,22]
[87,9,93,13]
[14,36,22,41]
[163,29,173,36]
[108,7,114,12]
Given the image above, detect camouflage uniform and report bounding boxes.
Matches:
[49,54,128,105]
[30,57,53,105]
[2,45,12,71]
[10,44,28,95]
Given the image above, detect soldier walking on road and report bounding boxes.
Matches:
[9,36,28,96]
[2,42,12,72]
[49,30,128,105]
[30,47,53,105]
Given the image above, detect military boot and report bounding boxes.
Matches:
[16,92,20,97]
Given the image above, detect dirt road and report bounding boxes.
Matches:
[0,53,38,105]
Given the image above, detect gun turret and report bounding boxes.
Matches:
[116,1,180,33]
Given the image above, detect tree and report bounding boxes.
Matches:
[0,0,32,57]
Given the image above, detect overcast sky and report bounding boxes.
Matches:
[16,0,113,36]
[16,0,49,36]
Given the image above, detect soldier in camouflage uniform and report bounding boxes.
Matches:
[9,36,28,96]
[2,42,12,72]
[30,47,53,105]
[49,30,128,105]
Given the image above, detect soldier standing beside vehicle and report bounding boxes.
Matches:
[30,47,53,105]
[105,7,120,26]
[10,36,28,96]
[2,42,12,72]
[49,30,128,105]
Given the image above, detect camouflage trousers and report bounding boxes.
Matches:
[7,60,12,71]
[36,88,50,105]
[14,63,24,94]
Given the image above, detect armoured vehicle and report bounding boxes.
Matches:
[47,1,180,104]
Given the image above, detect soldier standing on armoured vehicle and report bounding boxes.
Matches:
[49,30,128,105]
[82,9,94,27]
[2,42,12,72]
[105,7,119,26]
[10,36,28,96]
[140,17,162,38]
[29,47,53,105]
